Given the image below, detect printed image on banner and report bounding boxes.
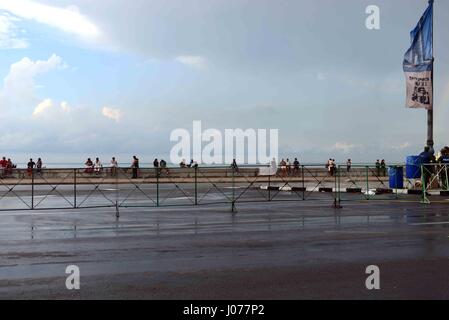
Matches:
[405,71,432,109]
[403,1,433,110]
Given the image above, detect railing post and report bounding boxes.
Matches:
[395,166,399,200]
[231,166,236,213]
[444,164,449,191]
[268,167,271,201]
[115,167,119,217]
[194,166,198,205]
[74,169,77,208]
[421,164,430,204]
[301,165,305,201]
[365,166,370,200]
[31,168,34,210]
[156,167,160,207]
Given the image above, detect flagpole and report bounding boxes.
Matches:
[427,0,434,152]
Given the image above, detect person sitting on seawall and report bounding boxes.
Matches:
[179,159,187,168]
[187,159,198,168]
[94,157,103,175]
[6,158,14,177]
[279,159,287,177]
[0,156,6,179]
[110,157,118,176]
[160,159,169,175]
[85,158,94,174]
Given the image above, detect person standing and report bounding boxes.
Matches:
[131,156,139,179]
[380,159,387,177]
[270,157,277,176]
[36,158,42,174]
[326,159,332,176]
[346,159,352,174]
[293,158,300,176]
[375,160,381,177]
[286,158,291,176]
[330,159,336,177]
[110,157,118,176]
[439,148,449,190]
[419,146,433,190]
[27,158,36,177]
[231,159,239,173]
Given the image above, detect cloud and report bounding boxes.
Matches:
[332,142,358,153]
[390,142,412,151]
[174,55,206,69]
[32,98,71,118]
[0,54,65,108]
[32,98,52,117]
[0,12,28,49]
[102,106,122,122]
[0,0,101,39]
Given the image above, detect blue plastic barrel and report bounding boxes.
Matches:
[406,155,422,179]
[389,166,404,189]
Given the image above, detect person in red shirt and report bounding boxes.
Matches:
[0,157,6,178]
[0,157,6,167]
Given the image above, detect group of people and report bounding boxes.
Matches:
[278,158,301,177]
[1,157,43,178]
[375,159,387,177]
[420,146,449,190]
[26,158,43,176]
[84,157,109,174]
[326,159,337,176]
[0,157,15,178]
[83,156,124,177]
[178,159,198,168]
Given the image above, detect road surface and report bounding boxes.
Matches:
[1,199,449,299]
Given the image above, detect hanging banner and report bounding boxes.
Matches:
[403,1,433,110]
[405,71,432,109]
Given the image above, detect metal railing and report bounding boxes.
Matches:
[420,163,449,204]
[1,164,447,212]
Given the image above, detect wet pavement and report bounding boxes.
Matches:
[1,198,449,299]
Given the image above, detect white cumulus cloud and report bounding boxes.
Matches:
[102,106,123,122]
[32,98,52,117]
[0,54,65,108]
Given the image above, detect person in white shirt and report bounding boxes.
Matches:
[94,157,102,174]
[110,157,118,176]
[270,158,277,175]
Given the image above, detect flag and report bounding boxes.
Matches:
[403,0,433,110]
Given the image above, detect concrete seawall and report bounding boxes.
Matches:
[0,167,390,185]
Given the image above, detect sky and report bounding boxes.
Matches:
[0,0,448,165]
